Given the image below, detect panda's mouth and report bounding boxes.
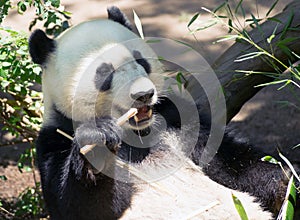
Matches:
[129,105,153,127]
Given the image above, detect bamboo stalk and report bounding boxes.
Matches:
[55,108,174,196]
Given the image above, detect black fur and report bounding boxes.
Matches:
[195,136,288,213]
[107,6,132,30]
[36,109,133,220]
[29,29,56,65]
[94,63,114,91]
[159,97,289,215]
[133,50,151,74]
[31,7,297,219]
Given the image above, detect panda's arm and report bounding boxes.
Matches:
[36,110,121,187]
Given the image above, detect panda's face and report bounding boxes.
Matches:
[29,21,164,129]
[92,45,163,131]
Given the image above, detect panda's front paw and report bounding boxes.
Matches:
[72,117,122,176]
[75,117,122,153]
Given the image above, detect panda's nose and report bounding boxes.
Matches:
[130,77,156,103]
[130,89,154,103]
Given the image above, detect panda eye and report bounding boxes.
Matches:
[133,50,151,74]
[94,63,115,92]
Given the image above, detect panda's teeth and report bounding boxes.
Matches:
[134,115,139,123]
[147,109,152,118]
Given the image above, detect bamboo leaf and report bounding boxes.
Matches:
[266,0,279,17]
[234,0,243,14]
[267,17,283,24]
[188,12,200,28]
[254,79,290,88]
[277,176,296,220]
[261,155,279,164]
[190,20,218,33]
[292,143,300,149]
[249,13,263,34]
[279,153,300,183]
[213,1,227,13]
[235,52,264,62]
[280,11,294,40]
[235,0,245,18]
[232,193,249,220]
[228,18,233,33]
[216,35,239,43]
[133,10,144,39]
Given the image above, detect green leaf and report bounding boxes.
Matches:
[280,11,294,40]
[261,155,278,164]
[279,152,300,183]
[187,12,200,28]
[1,80,10,88]
[213,1,227,13]
[32,66,42,75]
[292,143,300,149]
[235,52,265,62]
[267,17,283,24]
[254,79,291,89]
[234,0,245,18]
[277,176,296,220]
[133,10,144,39]
[0,175,7,181]
[176,72,184,92]
[17,2,27,14]
[228,18,233,33]
[14,84,21,92]
[216,35,239,43]
[266,0,279,17]
[50,0,60,8]
[232,193,249,220]
[2,61,11,67]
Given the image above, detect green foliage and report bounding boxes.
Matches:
[0,0,71,218]
[188,1,300,93]
[231,193,249,220]
[0,27,43,140]
[277,176,296,220]
[0,175,7,180]
[263,154,299,220]
[0,0,12,23]
[17,0,71,35]
[18,147,36,173]
[15,183,45,218]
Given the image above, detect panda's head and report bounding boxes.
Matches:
[29,6,164,131]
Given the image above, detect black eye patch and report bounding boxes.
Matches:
[133,50,151,74]
[94,63,114,91]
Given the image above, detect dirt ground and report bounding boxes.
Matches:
[1,0,299,218]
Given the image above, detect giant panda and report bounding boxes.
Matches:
[29,6,291,220]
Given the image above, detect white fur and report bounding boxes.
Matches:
[120,129,272,220]
[42,19,164,125]
[122,162,272,220]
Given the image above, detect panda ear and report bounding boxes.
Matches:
[29,29,56,65]
[107,6,132,30]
